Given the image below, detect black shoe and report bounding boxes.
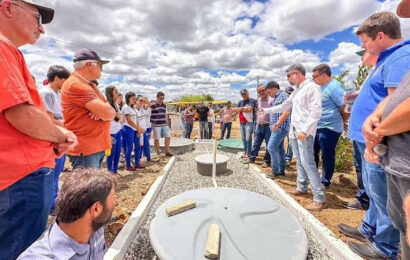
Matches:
[266,173,275,179]
[338,224,369,243]
[341,200,366,210]
[348,242,389,260]
[275,172,285,177]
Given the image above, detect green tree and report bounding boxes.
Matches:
[174,94,214,102]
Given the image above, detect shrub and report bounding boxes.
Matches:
[335,136,353,173]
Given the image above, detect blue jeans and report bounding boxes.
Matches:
[123,125,142,168]
[0,168,54,259]
[267,127,288,174]
[314,128,341,187]
[221,122,232,139]
[353,140,369,208]
[290,136,325,202]
[208,122,213,139]
[69,151,105,170]
[249,124,271,163]
[107,131,123,173]
[184,124,193,139]
[355,142,399,258]
[51,155,66,209]
[240,122,254,155]
[199,121,209,139]
[141,128,151,161]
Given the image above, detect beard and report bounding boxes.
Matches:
[91,205,113,232]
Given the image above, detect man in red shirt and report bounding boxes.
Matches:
[0,1,77,258]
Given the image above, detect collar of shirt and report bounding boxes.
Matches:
[274,90,284,99]
[0,34,15,47]
[48,223,90,259]
[378,39,410,64]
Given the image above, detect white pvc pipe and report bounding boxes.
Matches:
[212,139,217,187]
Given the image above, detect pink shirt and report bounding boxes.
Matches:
[220,107,234,123]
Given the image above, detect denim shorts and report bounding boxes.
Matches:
[153,126,171,140]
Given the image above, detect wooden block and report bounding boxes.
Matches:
[165,200,196,217]
[204,224,220,259]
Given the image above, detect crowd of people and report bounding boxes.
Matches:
[0,0,410,260]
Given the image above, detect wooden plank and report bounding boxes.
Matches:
[204,224,220,259]
[165,200,196,217]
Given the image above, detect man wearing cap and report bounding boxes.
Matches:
[61,48,115,169]
[0,1,78,258]
[337,11,409,259]
[360,1,410,257]
[262,64,326,211]
[233,89,257,162]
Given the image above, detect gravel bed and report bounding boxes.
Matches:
[124,143,333,260]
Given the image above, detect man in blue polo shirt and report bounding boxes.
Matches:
[311,64,347,189]
[338,11,410,260]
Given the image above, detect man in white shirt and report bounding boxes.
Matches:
[40,65,71,215]
[262,64,326,211]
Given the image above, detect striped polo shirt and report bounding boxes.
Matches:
[150,101,167,127]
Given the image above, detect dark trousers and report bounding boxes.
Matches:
[386,173,410,260]
[52,155,66,209]
[107,131,123,173]
[249,124,271,163]
[208,122,213,139]
[353,140,369,208]
[221,122,232,139]
[0,168,54,259]
[184,124,193,139]
[141,127,151,161]
[313,128,341,187]
[123,125,142,168]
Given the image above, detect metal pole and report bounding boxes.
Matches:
[212,139,217,187]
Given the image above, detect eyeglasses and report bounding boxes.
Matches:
[286,71,297,79]
[12,2,43,25]
[240,92,248,95]
[257,90,265,94]
[312,74,322,79]
[91,61,103,69]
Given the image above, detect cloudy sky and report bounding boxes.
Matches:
[23,0,410,103]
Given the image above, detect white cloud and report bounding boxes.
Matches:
[19,0,409,105]
[328,42,362,73]
[255,0,381,44]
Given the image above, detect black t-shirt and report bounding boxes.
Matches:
[197,106,209,121]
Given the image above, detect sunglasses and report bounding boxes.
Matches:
[91,61,103,69]
[12,2,43,25]
[287,71,297,79]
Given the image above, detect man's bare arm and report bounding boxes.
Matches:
[85,99,115,121]
[4,103,66,143]
[375,98,410,136]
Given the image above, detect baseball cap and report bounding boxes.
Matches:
[42,79,48,86]
[20,0,54,24]
[73,48,110,64]
[397,0,410,18]
[240,89,248,94]
[356,49,365,57]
